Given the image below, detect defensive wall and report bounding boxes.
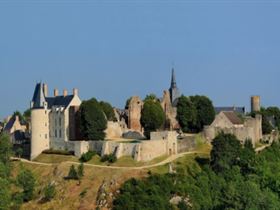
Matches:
[49,131,199,162]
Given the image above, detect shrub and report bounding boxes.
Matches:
[80,188,88,198]
[43,149,74,156]
[43,183,56,202]
[79,151,96,162]
[77,163,84,178]
[16,168,36,202]
[101,154,117,163]
[65,165,78,180]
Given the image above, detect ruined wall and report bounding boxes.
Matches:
[177,136,196,153]
[244,115,262,144]
[128,96,143,133]
[136,140,167,162]
[161,90,179,130]
[105,121,124,139]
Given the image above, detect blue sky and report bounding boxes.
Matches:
[0,0,280,119]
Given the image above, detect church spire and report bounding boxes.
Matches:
[171,68,177,88]
[169,68,180,106]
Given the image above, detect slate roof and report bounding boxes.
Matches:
[32,83,46,108]
[3,116,18,132]
[31,82,74,109]
[223,111,243,125]
[45,95,74,109]
[215,107,245,115]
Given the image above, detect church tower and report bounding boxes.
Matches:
[169,68,180,106]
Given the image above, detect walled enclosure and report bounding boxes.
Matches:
[54,131,197,162]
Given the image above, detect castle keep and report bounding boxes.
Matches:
[30,83,81,159]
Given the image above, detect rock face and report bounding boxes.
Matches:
[128,96,143,133]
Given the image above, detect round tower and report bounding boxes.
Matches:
[251,96,260,113]
[30,108,50,160]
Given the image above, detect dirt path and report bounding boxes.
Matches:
[15,151,206,170]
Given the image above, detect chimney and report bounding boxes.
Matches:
[73,88,78,96]
[63,89,68,97]
[43,83,48,97]
[54,89,59,97]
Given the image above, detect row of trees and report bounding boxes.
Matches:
[78,94,215,140]
[113,133,280,209]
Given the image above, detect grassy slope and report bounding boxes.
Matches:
[16,140,211,210]
[14,162,149,210]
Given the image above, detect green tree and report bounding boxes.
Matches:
[210,133,242,173]
[144,94,158,102]
[266,106,280,129]
[190,95,215,132]
[79,98,107,140]
[16,168,36,201]
[43,183,56,202]
[239,139,256,175]
[0,133,13,172]
[77,163,84,178]
[99,101,117,121]
[67,165,78,180]
[16,147,23,158]
[176,95,197,133]
[0,178,11,210]
[23,108,31,122]
[262,115,273,135]
[140,99,165,138]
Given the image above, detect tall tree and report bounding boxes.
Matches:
[99,101,117,122]
[176,95,197,133]
[79,98,107,140]
[140,99,165,138]
[210,133,242,173]
[190,95,215,132]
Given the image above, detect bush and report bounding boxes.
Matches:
[101,154,117,163]
[43,149,74,156]
[77,163,84,178]
[43,183,56,202]
[80,188,88,198]
[79,151,96,162]
[65,165,79,180]
[16,168,36,202]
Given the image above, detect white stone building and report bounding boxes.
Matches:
[30,83,81,159]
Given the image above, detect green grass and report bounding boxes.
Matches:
[34,154,79,164]
[87,155,169,167]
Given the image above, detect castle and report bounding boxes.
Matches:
[29,71,264,161]
[30,83,81,159]
[29,70,195,161]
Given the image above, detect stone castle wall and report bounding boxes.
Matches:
[56,131,196,162]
